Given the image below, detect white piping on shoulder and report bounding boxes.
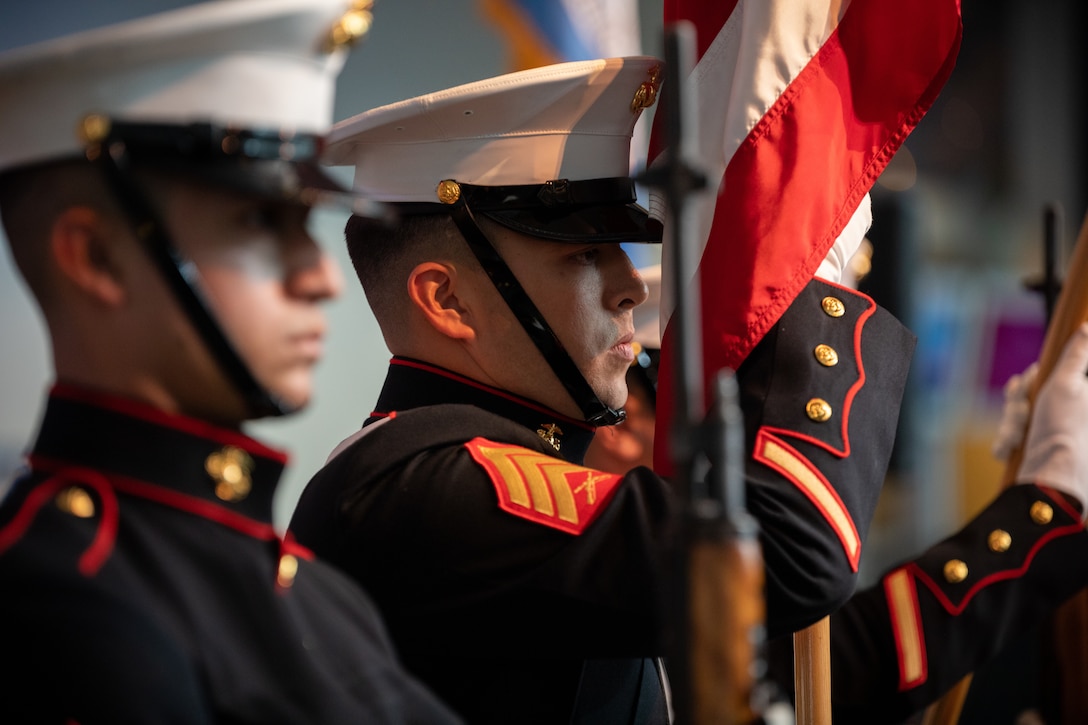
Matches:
[325,416,393,464]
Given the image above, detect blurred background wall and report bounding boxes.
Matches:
[0,0,1085,585]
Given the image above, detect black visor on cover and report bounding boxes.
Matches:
[83,117,346,202]
[395,177,663,244]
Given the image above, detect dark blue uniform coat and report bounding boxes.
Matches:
[0,385,460,724]
[290,280,918,723]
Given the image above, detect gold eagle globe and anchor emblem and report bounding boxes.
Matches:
[536,423,564,452]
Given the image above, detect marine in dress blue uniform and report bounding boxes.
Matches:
[2,385,456,723]
[288,59,917,723]
[0,2,459,722]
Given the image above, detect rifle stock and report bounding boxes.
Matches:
[688,371,766,724]
[689,531,765,722]
[922,207,1088,725]
[643,22,769,724]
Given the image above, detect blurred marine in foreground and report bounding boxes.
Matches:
[0,2,460,722]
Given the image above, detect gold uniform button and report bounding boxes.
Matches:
[943,559,969,584]
[987,529,1012,553]
[821,296,846,318]
[55,486,95,518]
[806,398,833,422]
[276,554,299,588]
[206,446,254,503]
[1030,501,1054,525]
[436,179,462,204]
[813,344,839,367]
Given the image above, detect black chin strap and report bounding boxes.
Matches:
[92,139,291,419]
[448,202,626,427]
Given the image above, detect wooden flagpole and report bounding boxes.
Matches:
[794,616,833,724]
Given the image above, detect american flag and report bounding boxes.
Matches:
[649,0,962,475]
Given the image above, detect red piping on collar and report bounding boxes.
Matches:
[387,358,594,431]
[50,383,287,463]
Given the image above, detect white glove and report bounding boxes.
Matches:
[992,361,1038,461]
[815,193,871,285]
[1017,322,1088,514]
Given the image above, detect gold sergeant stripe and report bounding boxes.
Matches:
[469,442,590,525]
[537,459,579,523]
[756,433,860,569]
[885,568,926,690]
[480,448,533,509]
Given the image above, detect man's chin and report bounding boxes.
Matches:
[596,383,630,416]
[258,373,314,418]
[269,389,312,417]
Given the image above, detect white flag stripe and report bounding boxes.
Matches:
[652,0,859,327]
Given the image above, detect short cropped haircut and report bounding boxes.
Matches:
[0,159,116,304]
[344,212,471,330]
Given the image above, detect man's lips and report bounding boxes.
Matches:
[290,330,326,362]
[611,332,635,362]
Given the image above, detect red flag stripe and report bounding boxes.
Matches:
[644,0,739,160]
[698,0,961,371]
[663,0,740,61]
[652,0,961,475]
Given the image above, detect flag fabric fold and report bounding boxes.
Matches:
[650,0,962,475]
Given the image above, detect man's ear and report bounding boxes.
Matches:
[406,261,476,340]
[50,206,125,307]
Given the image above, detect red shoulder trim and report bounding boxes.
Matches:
[0,469,119,577]
[27,456,313,561]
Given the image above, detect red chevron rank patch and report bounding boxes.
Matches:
[465,438,623,535]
